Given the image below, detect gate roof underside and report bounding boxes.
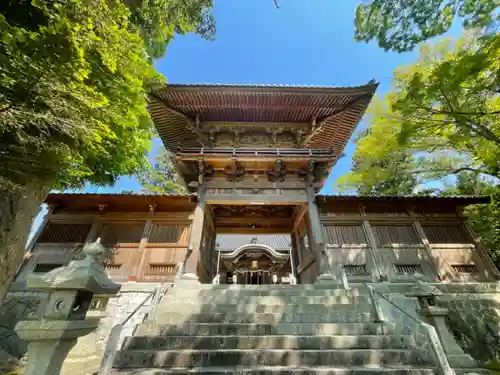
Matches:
[149,83,378,154]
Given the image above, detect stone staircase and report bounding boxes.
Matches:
[110,284,437,374]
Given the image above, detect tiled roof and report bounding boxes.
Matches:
[149,82,378,154]
[317,195,491,204]
[216,234,292,251]
[161,82,378,90]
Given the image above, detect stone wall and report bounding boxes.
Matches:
[437,285,500,363]
[95,282,163,351]
[369,282,500,365]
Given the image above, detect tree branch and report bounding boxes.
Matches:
[0,104,13,114]
[410,166,493,177]
[273,0,280,8]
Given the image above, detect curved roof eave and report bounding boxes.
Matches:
[220,243,290,260]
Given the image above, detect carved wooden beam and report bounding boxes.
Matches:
[266,128,283,147]
[267,159,287,182]
[232,130,243,147]
[302,94,373,146]
[292,128,307,147]
[197,160,214,185]
[149,93,209,144]
[224,158,245,182]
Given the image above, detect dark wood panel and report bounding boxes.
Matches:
[38,222,92,243]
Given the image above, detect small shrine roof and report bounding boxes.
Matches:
[216,234,292,251]
[149,82,378,155]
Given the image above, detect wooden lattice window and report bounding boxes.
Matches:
[104,263,122,272]
[38,223,92,243]
[33,263,64,273]
[395,264,422,275]
[452,264,478,273]
[147,263,176,274]
[149,223,186,244]
[323,224,367,245]
[422,225,472,244]
[371,225,421,246]
[99,222,145,245]
[343,264,368,275]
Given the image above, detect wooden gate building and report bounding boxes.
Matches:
[14,83,500,286]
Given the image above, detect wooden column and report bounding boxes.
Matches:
[412,220,441,282]
[182,185,207,283]
[361,220,384,282]
[306,184,328,275]
[135,218,153,281]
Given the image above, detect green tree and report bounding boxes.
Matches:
[337,96,425,195]
[340,34,499,195]
[0,0,213,303]
[125,0,215,58]
[355,0,498,52]
[353,0,499,178]
[138,149,186,195]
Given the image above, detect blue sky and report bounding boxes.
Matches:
[77,0,463,195]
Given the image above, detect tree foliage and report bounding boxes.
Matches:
[0,0,214,189]
[395,34,500,178]
[339,32,499,198]
[355,0,498,52]
[138,149,186,195]
[125,0,215,58]
[337,98,420,195]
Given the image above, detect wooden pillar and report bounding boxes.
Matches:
[182,185,207,283]
[361,220,384,282]
[306,184,344,288]
[412,220,441,282]
[306,184,328,275]
[135,218,153,281]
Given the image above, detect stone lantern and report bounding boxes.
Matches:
[15,239,121,375]
[406,276,476,369]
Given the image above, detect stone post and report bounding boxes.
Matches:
[15,239,120,375]
[181,184,207,287]
[406,279,477,369]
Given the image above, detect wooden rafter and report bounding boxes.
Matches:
[302,94,373,146]
[149,93,209,144]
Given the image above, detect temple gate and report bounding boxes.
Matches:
[149,83,378,285]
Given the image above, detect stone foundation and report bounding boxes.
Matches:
[1,281,500,373]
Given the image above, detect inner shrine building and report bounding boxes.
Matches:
[16,83,500,286]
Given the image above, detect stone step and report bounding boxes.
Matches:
[111,365,436,375]
[169,287,370,297]
[113,349,432,368]
[150,312,374,324]
[454,369,491,375]
[172,284,365,291]
[135,322,398,336]
[121,334,418,351]
[158,295,372,305]
[151,302,374,314]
